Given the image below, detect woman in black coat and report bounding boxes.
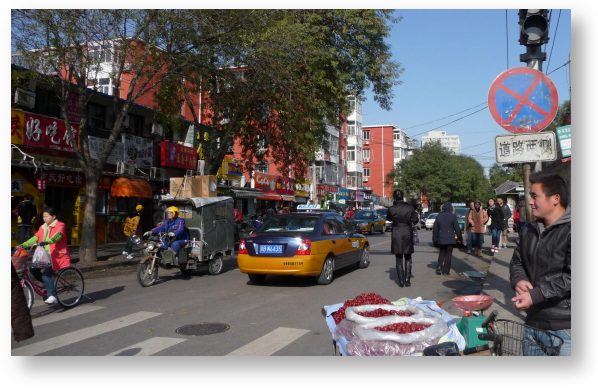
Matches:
[432,202,464,275]
[386,189,420,287]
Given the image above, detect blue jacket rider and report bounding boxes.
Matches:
[147,206,189,256]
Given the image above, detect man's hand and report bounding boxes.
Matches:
[143,231,150,238]
[512,291,533,310]
[515,280,534,295]
[167,232,175,238]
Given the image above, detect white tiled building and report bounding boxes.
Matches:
[421,130,460,155]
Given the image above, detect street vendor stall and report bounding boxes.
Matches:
[322,292,467,356]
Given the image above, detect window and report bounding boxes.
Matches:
[394,148,401,159]
[88,103,107,130]
[33,89,61,118]
[126,113,144,136]
[347,123,356,136]
[363,131,370,140]
[363,149,370,161]
[347,146,356,162]
[363,167,370,178]
[323,218,343,235]
[255,162,268,173]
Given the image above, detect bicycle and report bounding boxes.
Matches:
[12,244,85,310]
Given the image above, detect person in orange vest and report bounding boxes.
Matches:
[122,204,144,259]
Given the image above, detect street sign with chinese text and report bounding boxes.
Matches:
[488,67,559,133]
[495,132,557,164]
[556,125,571,158]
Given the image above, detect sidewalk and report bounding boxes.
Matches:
[446,235,525,323]
[70,241,138,273]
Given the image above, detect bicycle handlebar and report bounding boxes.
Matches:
[481,310,498,329]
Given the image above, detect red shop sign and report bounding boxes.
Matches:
[42,170,85,188]
[22,112,79,154]
[160,141,198,170]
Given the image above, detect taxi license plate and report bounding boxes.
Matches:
[259,244,283,254]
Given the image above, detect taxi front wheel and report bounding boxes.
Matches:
[317,256,335,285]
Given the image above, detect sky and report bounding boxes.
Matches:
[361,9,571,174]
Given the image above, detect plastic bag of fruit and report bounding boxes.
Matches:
[354,315,448,345]
[345,304,424,324]
[347,338,440,356]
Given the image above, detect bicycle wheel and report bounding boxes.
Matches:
[22,280,35,311]
[55,267,84,308]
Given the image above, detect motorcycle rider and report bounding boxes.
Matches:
[144,206,189,259]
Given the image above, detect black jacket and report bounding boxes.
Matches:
[433,203,463,245]
[487,205,504,230]
[509,207,571,330]
[386,201,419,254]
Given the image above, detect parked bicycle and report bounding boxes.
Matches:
[11,244,85,310]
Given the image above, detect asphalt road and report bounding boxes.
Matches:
[11,229,504,356]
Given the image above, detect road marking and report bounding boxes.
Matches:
[107,337,185,356]
[33,305,105,327]
[12,311,161,356]
[227,327,309,356]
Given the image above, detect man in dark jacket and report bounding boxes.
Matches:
[433,203,463,275]
[16,194,37,244]
[386,189,419,287]
[510,172,570,355]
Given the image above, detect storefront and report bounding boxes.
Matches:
[293,179,311,205]
[253,172,296,212]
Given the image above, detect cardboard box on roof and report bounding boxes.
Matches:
[169,175,217,198]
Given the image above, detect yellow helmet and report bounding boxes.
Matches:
[165,206,179,216]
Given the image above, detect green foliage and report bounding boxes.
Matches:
[388,141,492,208]
[488,163,523,190]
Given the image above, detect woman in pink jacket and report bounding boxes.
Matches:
[20,207,71,305]
[467,201,489,257]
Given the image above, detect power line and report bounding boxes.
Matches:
[547,60,570,75]
[545,9,562,74]
[408,106,488,138]
[401,102,487,130]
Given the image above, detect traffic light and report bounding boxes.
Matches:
[518,9,550,47]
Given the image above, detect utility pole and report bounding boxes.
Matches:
[518,9,550,221]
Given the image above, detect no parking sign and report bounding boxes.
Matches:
[488,67,559,133]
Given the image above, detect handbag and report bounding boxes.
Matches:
[32,245,51,267]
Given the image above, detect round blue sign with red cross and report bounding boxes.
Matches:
[488,67,559,133]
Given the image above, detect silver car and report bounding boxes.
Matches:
[424,213,438,230]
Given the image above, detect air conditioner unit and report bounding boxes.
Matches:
[150,167,158,179]
[14,88,36,109]
[116,162,125,174]
[151,123,163,136]
[126,165,135,175]
[363,177,369,182]
[363,158,370,163]
[363,139,370,145]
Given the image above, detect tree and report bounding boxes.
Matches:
[154,10,402,176]
[11,10,187,262]
[387,141,492,209]
[488,163,524,189]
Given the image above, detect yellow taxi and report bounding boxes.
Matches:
[352,209,386,235]
[237,212,370,285]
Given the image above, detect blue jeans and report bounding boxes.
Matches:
[41,265,56,298]
[490,227,501,247]
[472,233,484,249]
[466,229,473,252]
[523,326,571,356]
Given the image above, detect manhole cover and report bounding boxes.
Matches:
[176,323,230,336]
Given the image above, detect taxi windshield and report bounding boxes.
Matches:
[354,211,374,219]
[257,215,320,233]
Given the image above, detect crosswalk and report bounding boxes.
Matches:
[12,305,311,356]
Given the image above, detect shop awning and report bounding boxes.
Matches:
[229,188,263,199]
[257,193,282,201]
[111,177,153,198]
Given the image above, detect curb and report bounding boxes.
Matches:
[76,255,138,274]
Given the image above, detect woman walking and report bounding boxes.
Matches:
[386,189,420,287]
[18,207,72,305]
[432,203,463,275]
[486,198,504,254]
[468,201,489,257]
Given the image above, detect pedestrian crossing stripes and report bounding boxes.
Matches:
[13,307,312,356]
[12,311,161,356]
[227,327,309,356]
[33,304,104,327]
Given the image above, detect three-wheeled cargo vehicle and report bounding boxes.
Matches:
[158,195,235,275]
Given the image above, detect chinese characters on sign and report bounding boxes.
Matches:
[12,110,79,154]
[495,133,557,164]
[159,141,198,170]
[556,125,571,158]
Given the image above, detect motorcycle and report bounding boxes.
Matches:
[134,232,179,287]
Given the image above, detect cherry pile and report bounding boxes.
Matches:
[360,309,414,318]
[332,292,391,324]
[374,323,431,334]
